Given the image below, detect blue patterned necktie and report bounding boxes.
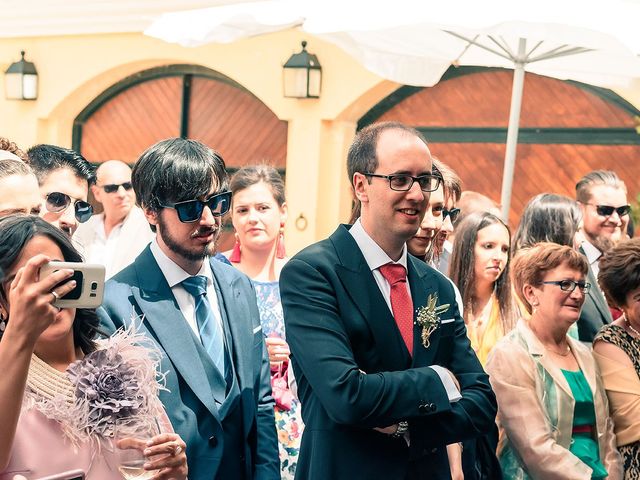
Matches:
[181,275,226,377]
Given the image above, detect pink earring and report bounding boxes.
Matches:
[229,233,241,263]
[276,223,286,259]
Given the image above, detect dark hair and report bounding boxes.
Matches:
[0,215,100,353]
[230,165,285,206]
[0,157,32,180]
[598,238,640,308]
[26,144,96,185]
[449,212,515,330]
[0,137,27,161]
[512,193,581,255]
[433,157,462,203]
[133,138,228,213]
[575,170,626,204]
[347,122,427,184]
[512,242,588,314]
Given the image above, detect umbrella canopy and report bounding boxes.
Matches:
[145,0,640,219]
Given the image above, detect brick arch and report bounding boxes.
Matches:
[360,67,640,226]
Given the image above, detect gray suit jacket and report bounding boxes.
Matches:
[577,246,612,342]
[97,246,279,480]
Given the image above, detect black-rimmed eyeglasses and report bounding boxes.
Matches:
[44,192,93,223]
[585,203,631,218]
[160,191,232,223]
[100,182,133,194]
[443,207,460,222]
[542,279,591,294]
[363,173,441,192]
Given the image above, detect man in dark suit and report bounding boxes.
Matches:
[98,138,279,480]
[575,170,630,341]
[280,122,497,479]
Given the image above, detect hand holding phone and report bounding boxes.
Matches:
[39,261,105,309]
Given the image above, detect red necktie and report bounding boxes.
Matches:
[379,263,413,355]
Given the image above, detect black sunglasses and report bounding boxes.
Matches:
[160,191,232,223]
[442,207,460,222]
[542,279,591,294]
[590,204,631,217]
[101,182,133,194]
[44,192,93,223]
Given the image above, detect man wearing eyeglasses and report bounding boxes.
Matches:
[98,138,279,480]
[280,122,496,479]
[575,169,630,342]
[26,144,95,237]
[74,160,153,279]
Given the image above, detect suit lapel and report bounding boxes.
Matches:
[586,264,611,322]
[210,260,252,389]
[132,250,223,419]
[332,226,410,371]
[407,258,441,368]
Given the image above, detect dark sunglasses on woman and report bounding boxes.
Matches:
[101,181,133,194]
[160,191,232,223]
[442,207,461,223]
[44,192,94,223]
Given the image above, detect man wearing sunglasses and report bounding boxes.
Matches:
[26,144,95,237]
[74,160,153,279]
[98,138,279,480]
[575,169,630,341]
[280,122,496,479]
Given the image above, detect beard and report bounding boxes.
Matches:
[585,231,616,253]
[157,216,220,262]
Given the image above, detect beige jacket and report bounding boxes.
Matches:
[486,319,623,480]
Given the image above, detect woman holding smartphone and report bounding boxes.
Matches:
[0,215,187,480]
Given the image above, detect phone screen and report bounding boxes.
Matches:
[51,270,84,300]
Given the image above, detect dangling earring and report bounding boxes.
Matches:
[0,313,6,333]
[229,233,241,263]
[276,223,286,259]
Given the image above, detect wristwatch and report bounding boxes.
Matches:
[392,421,409,438]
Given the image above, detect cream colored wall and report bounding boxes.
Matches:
[0,30,398,254]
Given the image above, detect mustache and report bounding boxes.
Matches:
[191,226,218,238]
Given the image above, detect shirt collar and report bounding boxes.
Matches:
[150,239,213,288]
[581,240,602,265]
[349,219,408,272]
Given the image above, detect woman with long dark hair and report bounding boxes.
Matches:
[0,215,187,479]
[449,212,516,365]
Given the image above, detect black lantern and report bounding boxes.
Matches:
[283,41,322,98]
[5,51,38,100]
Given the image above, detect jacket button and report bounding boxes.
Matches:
[209,435,218,447]
[418,403,429,414]
[428,403,436,412]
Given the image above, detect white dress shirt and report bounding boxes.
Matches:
[349,219,461,403]
[581,240,602,278]
[150,240,224,340]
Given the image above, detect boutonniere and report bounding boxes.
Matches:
[416,293,450,348]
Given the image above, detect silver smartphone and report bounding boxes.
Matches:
[39,261,105,309]
[35,470,85,480]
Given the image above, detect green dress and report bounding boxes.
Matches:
[562,369,608,479]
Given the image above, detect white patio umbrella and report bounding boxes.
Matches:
[146,0,640,220]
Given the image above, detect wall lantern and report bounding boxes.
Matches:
[5,51,38,100]
[283,41,322,98]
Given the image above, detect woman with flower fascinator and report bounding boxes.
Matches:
[0,215,187,479]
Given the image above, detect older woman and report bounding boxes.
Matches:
[0,215,187,479]
[594,238,640,477]
[486,242,622,479]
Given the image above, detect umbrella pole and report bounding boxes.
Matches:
[500,38,527,223]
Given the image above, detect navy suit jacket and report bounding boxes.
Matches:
[98,246,279,480]
[280,225,497,480]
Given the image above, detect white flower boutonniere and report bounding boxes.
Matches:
[416,293,450,348]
